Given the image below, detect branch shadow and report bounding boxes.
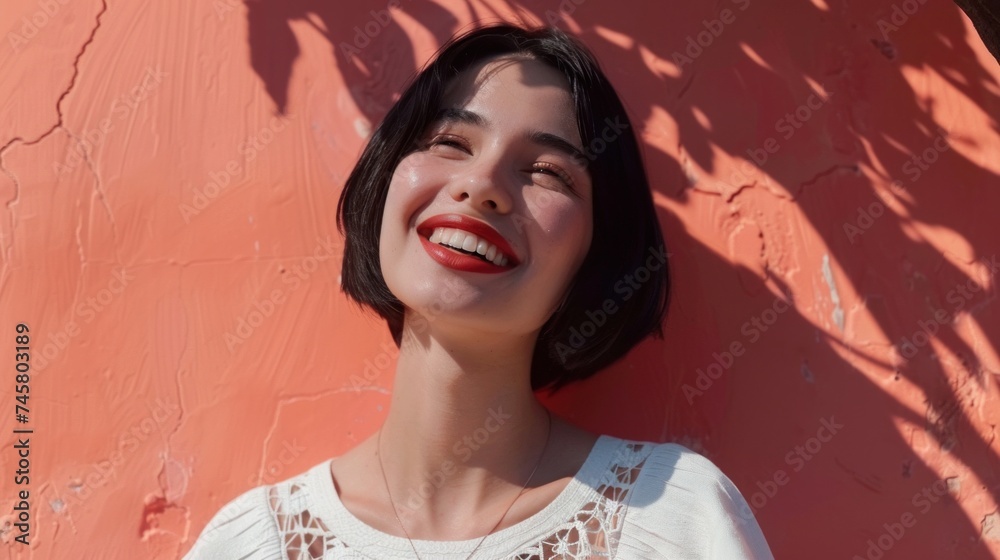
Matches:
[242,0,1000,557]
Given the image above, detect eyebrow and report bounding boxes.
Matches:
[432,107,587,166]
[434,107,485,127]
[527,131,586,165]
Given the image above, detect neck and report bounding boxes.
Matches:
[375,313,553,535]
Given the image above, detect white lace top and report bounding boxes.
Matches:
[183,435,774,559]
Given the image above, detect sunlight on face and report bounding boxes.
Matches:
[379,56,594,339]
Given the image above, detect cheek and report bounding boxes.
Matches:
[383,154,448,225]
[524,190,592,262]
[379,159,418,266]
[380,155,455,278]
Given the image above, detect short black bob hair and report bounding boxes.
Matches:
[336,23,669,394]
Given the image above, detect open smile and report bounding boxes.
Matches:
[428,227,509,266]
[416,214,521,273]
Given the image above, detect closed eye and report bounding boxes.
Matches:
[425,134,470,153]
[531,162,574,189]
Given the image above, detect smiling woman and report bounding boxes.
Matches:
[184,24,774,560]
[379,55,594,356]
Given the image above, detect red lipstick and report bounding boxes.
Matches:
[417,214,521,274]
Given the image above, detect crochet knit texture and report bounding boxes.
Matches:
[184,435,774,560]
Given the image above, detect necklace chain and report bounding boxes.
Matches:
[376,408,553,560]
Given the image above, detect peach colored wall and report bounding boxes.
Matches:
[1,0,998,558]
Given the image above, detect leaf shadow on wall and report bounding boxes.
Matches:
[243,0,1000,557]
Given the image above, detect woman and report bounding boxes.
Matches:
[185,24,774,559]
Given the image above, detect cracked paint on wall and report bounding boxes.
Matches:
[821,253,845,333]
[1,0,999,558]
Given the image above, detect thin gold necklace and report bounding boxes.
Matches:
[376,408,553,560]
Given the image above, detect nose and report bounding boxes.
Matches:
[447,155,514,214]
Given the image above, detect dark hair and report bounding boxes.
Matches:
[337,23,669,394]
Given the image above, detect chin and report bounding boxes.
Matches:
[393,290,548,340]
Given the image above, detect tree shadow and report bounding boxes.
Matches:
[243,0,1000,557]
[246,0,458,118]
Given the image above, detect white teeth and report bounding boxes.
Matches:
[428,227,511,266]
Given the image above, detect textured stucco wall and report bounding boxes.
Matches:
[1,0,999,558]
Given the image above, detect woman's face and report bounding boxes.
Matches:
[379,56,594,338]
